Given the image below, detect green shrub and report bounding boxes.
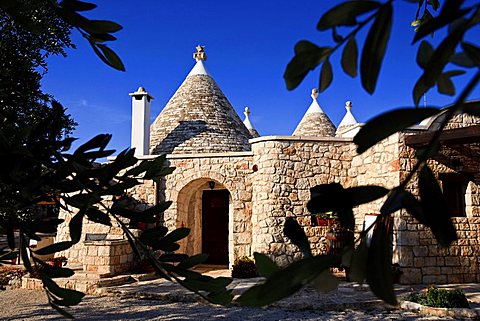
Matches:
[405,287,470,308]
[231,256,257,279]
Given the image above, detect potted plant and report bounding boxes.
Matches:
[314,212,337,227]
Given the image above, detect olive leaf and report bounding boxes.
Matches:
[419,165,457,247]
[236,255,339,307]
[349,236,368,283]
[317,1,381,30]
[341,37,358,77]
[462,42,480,66]
[284,41,331,90]
[254,252,280,278]
[284,218,312,257]
[360,3,393,94]
[319,59,333,92]
[416,41,434,69]
[413,16,468,105]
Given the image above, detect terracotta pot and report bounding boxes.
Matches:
[316,217,335,226]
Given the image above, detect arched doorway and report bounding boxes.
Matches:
[176,179,230,265]
[202,189,229,264]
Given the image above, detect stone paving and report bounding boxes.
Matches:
[0,289,461,321]
[9,266,480,319]
[96,269,480,319]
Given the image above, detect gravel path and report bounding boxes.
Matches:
[0,289,459,321]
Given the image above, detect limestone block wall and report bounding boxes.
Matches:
[350,133,401,230]
[82,239,134,275]
[396,138,480,284]
[55,201,126,265]
[250,136,356,266]
[130,179,157,208]
[425,111,480,131]
[304,226,330,256]
[156,152,255,266]
[347,125,480,284]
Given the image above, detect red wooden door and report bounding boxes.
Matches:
[202,189,229,264]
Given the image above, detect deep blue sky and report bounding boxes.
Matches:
[41,1,479,154]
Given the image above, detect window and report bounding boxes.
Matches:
[439,173,468,217]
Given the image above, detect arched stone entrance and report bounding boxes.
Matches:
[176,178,231,265]
[202,189,229,264]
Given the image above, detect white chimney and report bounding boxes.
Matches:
[129,87,154,156]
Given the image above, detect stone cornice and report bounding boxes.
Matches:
[249,135,353,144]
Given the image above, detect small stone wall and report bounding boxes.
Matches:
[55,200,138,277]
[55,204,125,265]
[82,239,134,276]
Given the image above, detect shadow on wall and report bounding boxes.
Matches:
[152,120,215,154]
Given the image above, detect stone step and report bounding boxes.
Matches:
[21,271,158,295]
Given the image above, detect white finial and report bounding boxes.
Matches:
[243,106,253,129]
[193,45,207,62]
[244,106,251,118]
[243,106,259,137]
[337,100,358,129]
[345,101,352,111]
[305,88,324,115]
[138,86,145,93]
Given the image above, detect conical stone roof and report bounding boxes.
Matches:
[150,47,253,154]
[293,89,336,137]
[337,101,358,131]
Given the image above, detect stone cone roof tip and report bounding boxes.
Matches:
[150,46,253,154]
[243,107,259,138]
[293,88,336,137]
[337,101,358,129]
[187,60,210,77]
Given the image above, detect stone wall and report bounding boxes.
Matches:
[55,202,126,265]
[350,133,401,230]
[54,200,136,276]
[395,135,480,284]
[250,136,356,266]
[424,111,480,131]
[150,152,255,266]
[53,111,480,283]
[82,239,134,276]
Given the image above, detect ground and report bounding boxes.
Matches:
[0,288,461,321]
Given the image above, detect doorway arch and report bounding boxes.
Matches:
[176,178,231,265]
